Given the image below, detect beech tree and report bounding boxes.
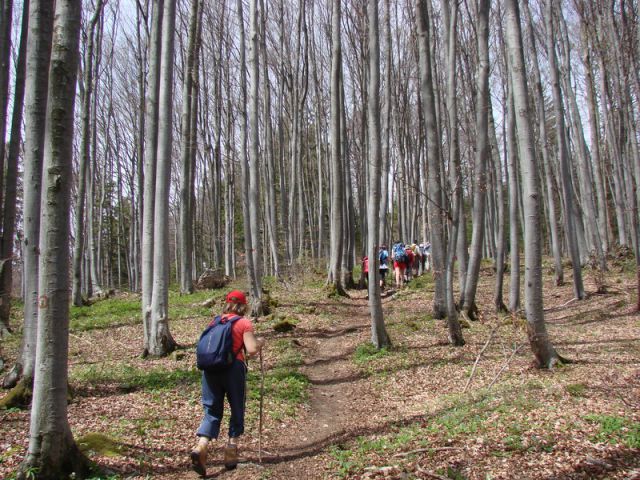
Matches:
[18,0,92,476]
[367,0,390,349]
[504,0,562,368]
[1,0,53,394]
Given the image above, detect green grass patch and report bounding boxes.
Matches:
[77,432,126,457]
[328,387,553,477]
[70,298,140,332]
[246,338,309,420]
[353,342,391,366]
[565,383,587,397]
[168,289,226,319]
[585,414,640,448]
[71,364,200,392]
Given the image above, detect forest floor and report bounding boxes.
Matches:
[1,259,640,479]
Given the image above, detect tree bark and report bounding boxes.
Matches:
[545,0,584,300]
[416,0,445,319]
[0,0,28,332]
[2,0,53,389]
[178,0,200,295]
[18,0,92,476]
[327,0,346,295]
[141,0,163,354]
[367,0,390,349]
[71,1,103,306]
[504,0,562,368]
[462,0,490,320]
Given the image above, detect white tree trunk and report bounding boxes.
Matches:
[367,0,390,349]
[141,0,163,354]
[148,0,177,356]
[504,0,561,368]
[20,0,91,475]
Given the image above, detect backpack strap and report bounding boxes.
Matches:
[226,315,244,358]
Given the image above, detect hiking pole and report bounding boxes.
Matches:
[258,349,264,463]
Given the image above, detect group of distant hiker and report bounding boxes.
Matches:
[362,241,431,290]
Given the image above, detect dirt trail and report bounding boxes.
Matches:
[215,292,379,479]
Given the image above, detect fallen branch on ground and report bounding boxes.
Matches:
[463,325,499,393]
[415,464,454,480]
[488,343,525,389]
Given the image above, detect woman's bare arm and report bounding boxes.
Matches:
[243,331,265,357]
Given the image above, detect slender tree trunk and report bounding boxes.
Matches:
[18,0,92,476]
[441,0,464,346]
[546,0,584,300]
[0,0,13,215]
[1,0,53,391]
[247,0,263,312]
[0,0,28,332]
[462,0,490,320]
[72,1,103,306]
[141,0,163,355]
[148,0,177,356]
[260,0,279,278]
[379,0,392,246]
[504,0,562,368]
[327,0,345,295]
[367,0,390,349]
[416,0,445,319]
[522,0,563,287]
[178,0,200,295]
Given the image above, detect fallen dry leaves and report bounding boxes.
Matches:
[1,266,639,479]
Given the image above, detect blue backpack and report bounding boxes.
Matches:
[393,243,407,263]
[196,315,242,371]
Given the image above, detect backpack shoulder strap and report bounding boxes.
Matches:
[227,315,245,357]
[207,315,222,328]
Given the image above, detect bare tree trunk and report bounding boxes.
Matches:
[148,0,177,356]
[461,0,490,321]
[247,0,263,312]
[0,0,28,332]
[178,0,200,295]
[1,0,53,391]
[545,0,584,300]
[72,1,103,306]
[504,0,562,369]
[141,0,163,354]
[378,0,392,245]
[18,0,92,475]
[327,0,346,295]
[0,0,12,215]
[260,0,280,278]
[490,101,507,313]
[441,0,464,346]
[367,0,390,349]
[416,0,445,319]
[522,0,563,287]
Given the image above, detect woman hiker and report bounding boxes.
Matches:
[191,290,265,476]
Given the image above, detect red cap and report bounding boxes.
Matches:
[225,290,247,305]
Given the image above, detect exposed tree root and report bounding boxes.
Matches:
[0,377,32,409]
[17,437,93,480]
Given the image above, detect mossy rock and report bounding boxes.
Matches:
[77,432,125,457]
[171,351,186,361]
[273,317,298,333]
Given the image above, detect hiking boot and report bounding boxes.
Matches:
[223,443,239,470]
[190,446,207,477]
